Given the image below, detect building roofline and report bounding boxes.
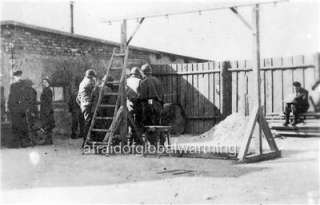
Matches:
[0,20,209,62]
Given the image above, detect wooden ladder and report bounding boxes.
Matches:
[84,48,128,147]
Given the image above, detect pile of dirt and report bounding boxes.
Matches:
[174,113,250,154]
[199,113,248,146]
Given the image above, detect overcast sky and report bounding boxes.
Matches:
[1,0,319,60]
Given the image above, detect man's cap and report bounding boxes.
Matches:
[141,64,152,74]
[130,67,141,76]
[13,70,22,76]
[42,77,51,85]
[85,69,97,78]
[293,81,301,87]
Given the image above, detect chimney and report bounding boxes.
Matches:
[70,1,74,34]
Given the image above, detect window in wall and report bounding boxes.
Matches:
[52,86,64,102]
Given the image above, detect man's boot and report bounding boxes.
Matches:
[291,105,298,126]
[291,115,297,126]
[70,133,77,139]
[283,113,290,126]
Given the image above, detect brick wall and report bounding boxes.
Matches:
[0,21,207,135]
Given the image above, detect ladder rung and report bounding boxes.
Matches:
[110,67,123,70]
[106,81,120,85]
[99,104,116,107]
[99,104,116,108]
[104,92,119,96]
[95,116,113,120]
[114,53,125,57]
[91,129,111,132]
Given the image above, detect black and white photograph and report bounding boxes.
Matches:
[0,0,319,204]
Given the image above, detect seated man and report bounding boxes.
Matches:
[284,81,309,126]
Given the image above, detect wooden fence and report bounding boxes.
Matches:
[152,53,320,134]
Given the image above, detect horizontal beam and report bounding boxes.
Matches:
[101,0,288,23]
[152,64,314,75]
[228,64,315,71]
[153,70,221,75]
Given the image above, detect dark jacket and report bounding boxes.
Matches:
[138,75,164,103]
[68,90,80,113]
[40,87,55,130]
[8,79,37,114]
[294,87,309,108]
[8,79,27,113]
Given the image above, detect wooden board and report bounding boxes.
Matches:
[232,71,238,113]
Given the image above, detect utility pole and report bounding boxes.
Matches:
[70,1,74,34]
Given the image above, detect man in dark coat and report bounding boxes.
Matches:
[68,87,84,139]
[138,64,164,126]
[284,81,309,126]
[1,86,6,122]
[77,69,97,145]
[138,64,165,145]
[7,70,33,148]
[40,78,55,144]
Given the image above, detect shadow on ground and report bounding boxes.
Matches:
[1,136,268,190]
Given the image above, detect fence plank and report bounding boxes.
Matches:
[238,70,246,114]
[305,67,316,91]
[282,56,294,110]
[231,71,238,112]
[193,63,199,133]
[265,70,273,114]
[187,63,194,133]
[179,64,185,110]
[199,63,206,132]
[209,62,216,122]
[273,69,282,113]
[260,71,266,113]
[215,63,221,112]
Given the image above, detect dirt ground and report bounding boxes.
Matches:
[0,134,319,204]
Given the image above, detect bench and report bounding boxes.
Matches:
[144,125,172,146]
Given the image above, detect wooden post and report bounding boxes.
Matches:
[120,20,127,52]
[70,1,74,34]
[120,19,128,141]
[252,4,262,154]
[220,61,232,118]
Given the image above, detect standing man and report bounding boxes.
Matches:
[1,86,6,122]
[40,78,55,145]
[7,70,33,148]
[77,69,97,145]
[68,86,84,139]
[127,67,143,144]
[138,64,165,146]
[284,81,309,126]
[138,64,164,126]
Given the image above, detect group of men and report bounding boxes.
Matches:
[7,70,55,148]
[70,63,164,145]
[6,64,313,148]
